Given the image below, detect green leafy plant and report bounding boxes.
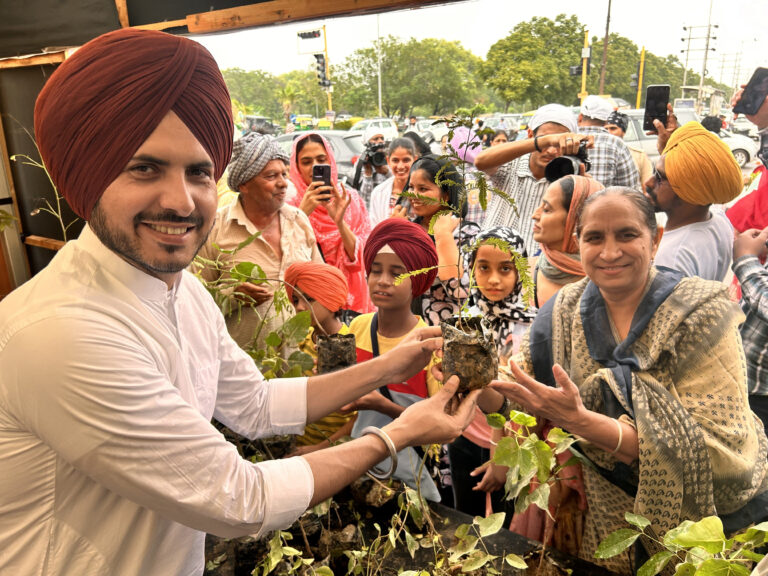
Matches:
[252,530,333,576]
[192,233,314,379]
[595,513,768,576]
[488,411,577,517]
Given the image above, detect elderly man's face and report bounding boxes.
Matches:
[239,159,289,214]
[90,111,217,287]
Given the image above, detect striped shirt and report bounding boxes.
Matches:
[733,255,768,395]
[482,153,547,254]
[578,126,640,189]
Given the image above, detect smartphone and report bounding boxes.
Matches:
[733,67,768,116]
[312,164,332,201]
[312,164,332,186]
[643,85,670,132]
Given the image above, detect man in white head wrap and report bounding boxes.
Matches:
[196,131,322,349]
[576,95,640,189]
[474,103,587,253]
[353,126,392,209]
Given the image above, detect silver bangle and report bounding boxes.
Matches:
[360,426,398,480]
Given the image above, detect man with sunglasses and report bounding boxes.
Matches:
[644,120,743,281]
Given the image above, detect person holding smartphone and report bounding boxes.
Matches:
[288,133,375,316]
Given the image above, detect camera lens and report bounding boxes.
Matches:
[544,156,583,182]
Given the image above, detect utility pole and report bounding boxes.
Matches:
[598,0,611,95]
[696,0,717,113]
[376,14,382,117]
[578,29,590,104]
[635,47,645,109]
[322,25,332,114]
[679,23,717,102]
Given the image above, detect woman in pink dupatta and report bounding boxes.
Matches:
[288,133,374,314]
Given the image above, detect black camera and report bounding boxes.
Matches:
[544,140,592,182]
[362,141,388,168]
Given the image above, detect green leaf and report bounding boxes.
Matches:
[485,412,506,429]
[673,563,696,576]
[546,427,576,454]
[287,350,315,373]
[475,512,506,537]
[594,528,641,559]
[695,558,750,576]
[454,523,471,540]
[637,550,676,576]
[625,512,652,531]
[314,566,333,576]
[669,516,727,555]
[461,551,497,573]
[684,546,712,566]
[664,521,695,551]
[527,482,551,513]
[504,553,528,569]
[265,332,282,347]
[448,535,478,562]
[733,521,768,545]
[509,410,537,428]
[281,545,300,556]
[228,261,255,281]
[405,531,418,559]
[532,439,554,483]
[279,310,312,345]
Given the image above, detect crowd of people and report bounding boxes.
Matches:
[0,28,767,576]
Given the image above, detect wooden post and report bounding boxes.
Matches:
[114,0,130,28]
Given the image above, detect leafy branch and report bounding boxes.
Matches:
[595,513,768,576]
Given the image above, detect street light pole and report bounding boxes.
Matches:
[377,14,382,117]
[598,0,611,95]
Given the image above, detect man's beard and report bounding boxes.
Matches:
[644,186,662,213]
[90,203,210,277]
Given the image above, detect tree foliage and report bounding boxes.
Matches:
[482,15,584,110]
[333,36,484,117]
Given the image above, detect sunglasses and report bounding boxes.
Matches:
[652,167,667,186]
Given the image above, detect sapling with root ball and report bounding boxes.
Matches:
[395,110,531,394]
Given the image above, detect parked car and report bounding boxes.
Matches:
[414,118,450,143]
[622,109,758,167]
[275,130,365,185]
[243,115,280,136]
[731,116,760,141]
[348,118,399,142]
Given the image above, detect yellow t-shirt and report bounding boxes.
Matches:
[295,324,356,446]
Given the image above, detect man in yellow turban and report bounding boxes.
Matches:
[644,121,743,281]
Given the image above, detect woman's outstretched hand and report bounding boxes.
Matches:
[489,359,586,430]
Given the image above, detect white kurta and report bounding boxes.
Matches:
[0,226,314,575]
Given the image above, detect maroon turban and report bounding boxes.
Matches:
[363,219,438,297]
[34,28,233,220]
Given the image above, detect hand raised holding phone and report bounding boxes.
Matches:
[299,164,335,215]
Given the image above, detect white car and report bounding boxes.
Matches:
[414,119,450,143]
[623,109,758,167]
[348,118,399,142]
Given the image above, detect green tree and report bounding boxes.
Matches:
[482,14,585,110]
[222,68,281,119]
[333,36,484,117]
[277,69,329,117]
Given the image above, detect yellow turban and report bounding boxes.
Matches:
[663,121,743,205]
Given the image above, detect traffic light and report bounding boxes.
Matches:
[569,59,590,76]
[314,53,331,88]
[298,30,321,39]
[630,61,642,88]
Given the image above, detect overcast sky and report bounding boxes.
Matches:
[193,0,765,90]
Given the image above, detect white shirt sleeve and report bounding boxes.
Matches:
[2,312,313,538]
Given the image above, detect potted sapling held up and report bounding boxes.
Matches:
[398,111,530,394]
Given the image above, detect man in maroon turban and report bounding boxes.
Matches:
[0,28,477,576]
